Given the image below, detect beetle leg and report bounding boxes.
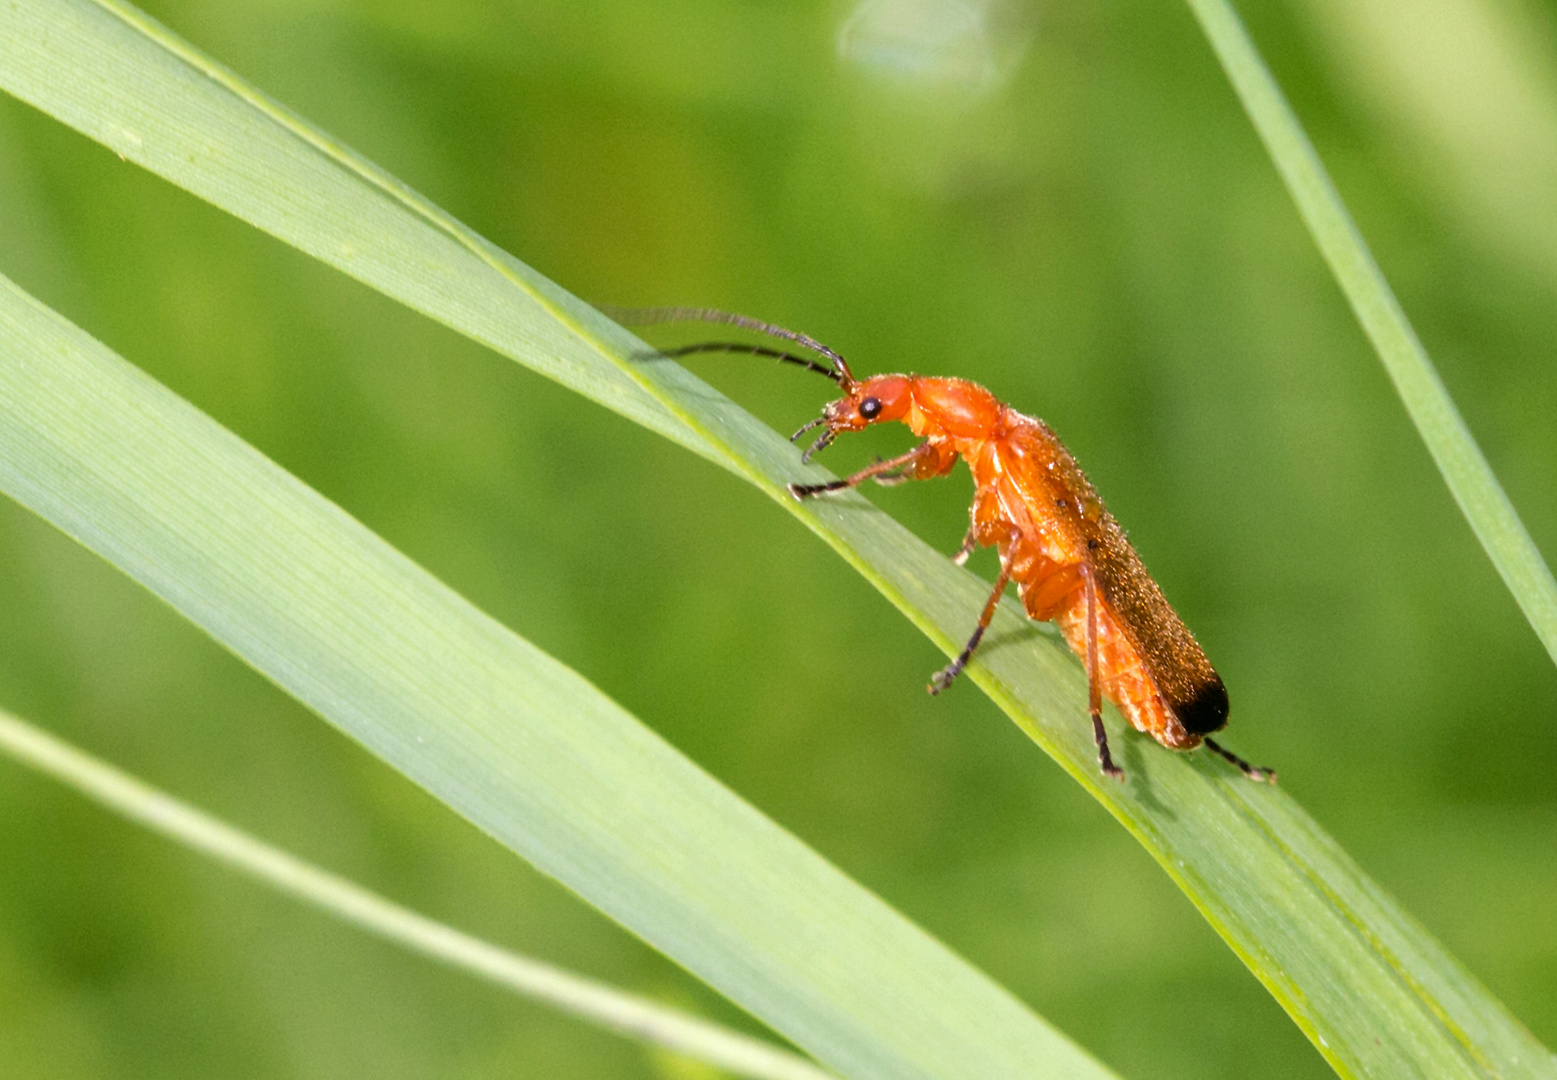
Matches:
[1203,737,1277,783]
[951,519,978,566]
[1082,563,1125,781]
[928,556,1014,695]
[869,454,917,486]
[789,444,928,499]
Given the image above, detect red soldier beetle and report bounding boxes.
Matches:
[616,306,1274,783]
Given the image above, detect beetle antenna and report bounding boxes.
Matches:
[661,341,845,385]
[602,305,854,385]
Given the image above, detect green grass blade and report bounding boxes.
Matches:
[0,271,1117,1080]
[0,708,835,1080]
[1182,0,1557,667]
[1,2,1553,1078]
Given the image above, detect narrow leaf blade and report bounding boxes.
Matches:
[0,269,1115,1080]
[1183,0,1557,667]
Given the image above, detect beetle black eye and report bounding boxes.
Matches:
[859,397,882,420]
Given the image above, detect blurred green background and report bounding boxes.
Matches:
[1,0,1554,1077]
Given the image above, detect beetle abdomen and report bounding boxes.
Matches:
[1169,673,1229,736]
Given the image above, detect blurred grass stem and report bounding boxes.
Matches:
[0,709,835,1080]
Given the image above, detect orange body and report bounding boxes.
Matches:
[616,303,1255,776]
[824,373,1227,750]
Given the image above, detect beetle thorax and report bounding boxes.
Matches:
[903,376,1003,442]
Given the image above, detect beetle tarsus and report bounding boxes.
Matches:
[788,480,848,500]
[1093,714,1125,780]
[928,559,1013,695]
[928,626,983,695]
[951,527,977,566]
[1203,737,1276,783]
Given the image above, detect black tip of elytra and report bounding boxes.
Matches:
[1174,676,1230,736]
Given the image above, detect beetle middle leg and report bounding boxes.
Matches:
[930,521,1023,693]
[928,557,1015,695]
[951,518,978,566]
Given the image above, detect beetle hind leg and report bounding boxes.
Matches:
[1082,563,1125,781]
[1092,716,1122,781]
[1202,737,1277,783]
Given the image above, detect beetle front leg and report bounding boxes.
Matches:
[789,444,931,499]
